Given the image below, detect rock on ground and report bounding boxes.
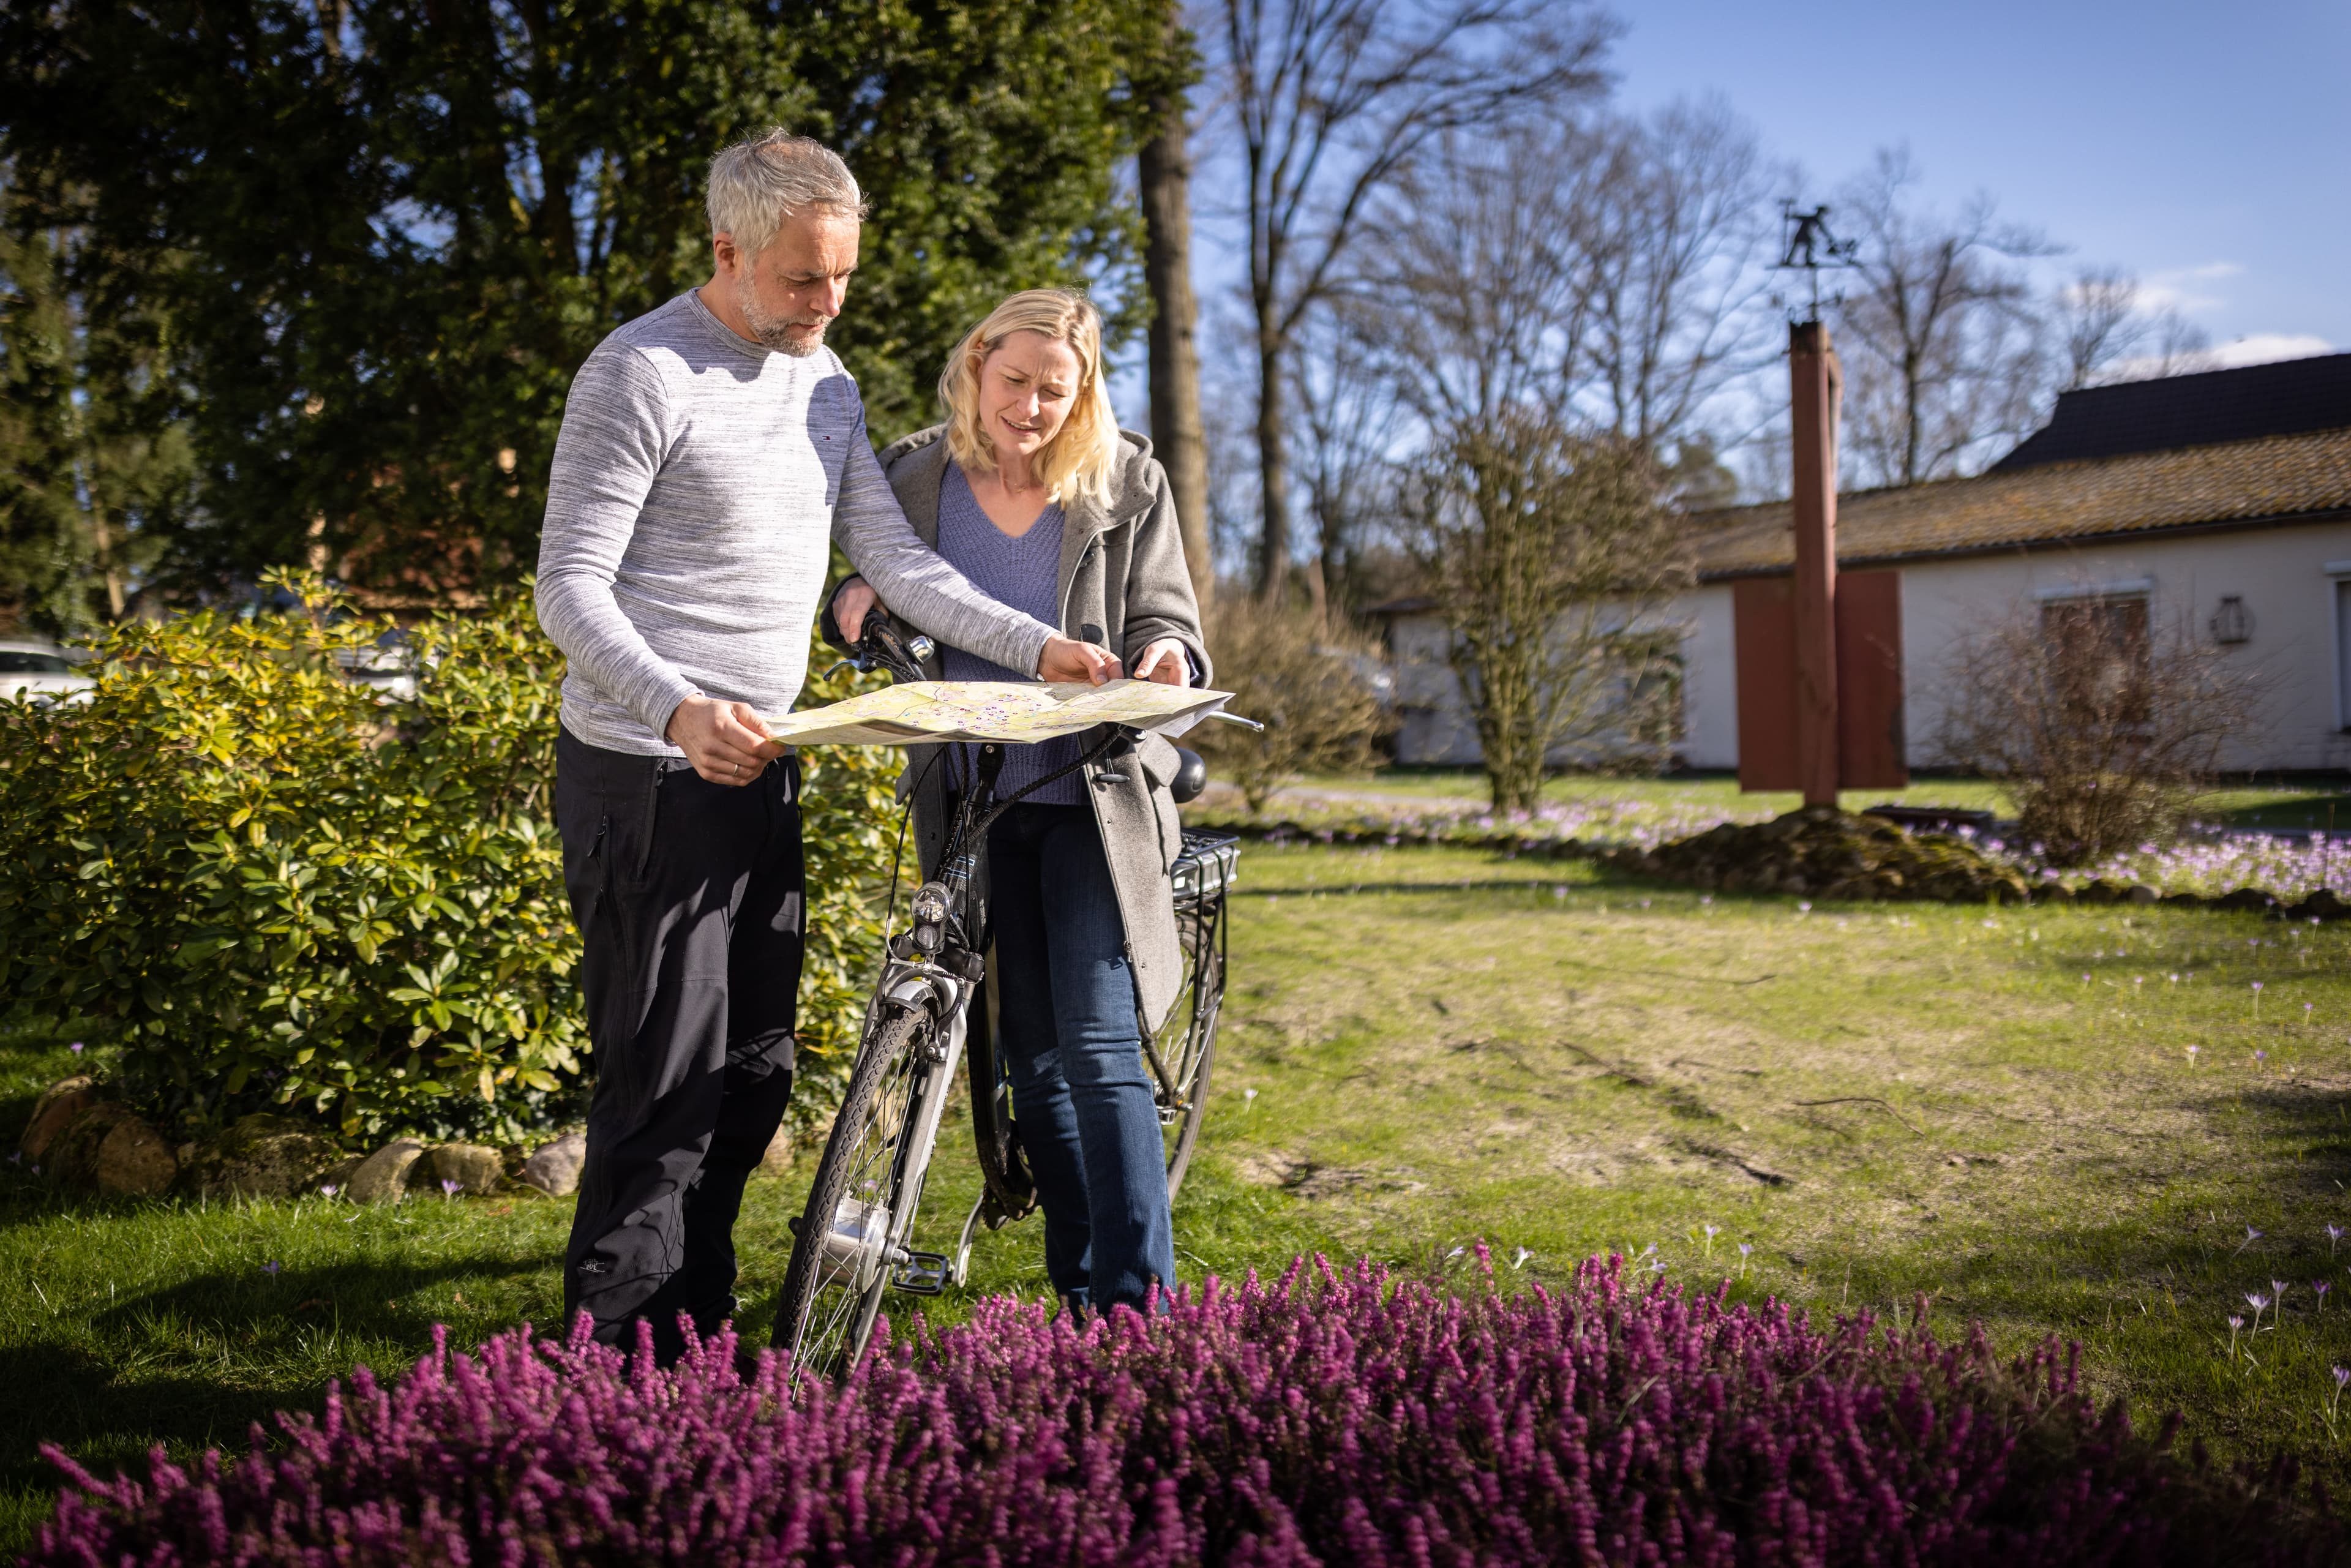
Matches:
[520,1132,587,1197]
[20,1076,97,1162]
[421,1142,505,1196]
[42,1103,144,1190]
[93,1114,178,1196]
[182,1114,343,1200]
[760,1124,794,1175]
[346,1139,426,1204]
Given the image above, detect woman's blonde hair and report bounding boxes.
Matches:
[938,288,1122,506]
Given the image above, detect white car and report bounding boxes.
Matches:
[334,630,421,702]
[0,639,94,704]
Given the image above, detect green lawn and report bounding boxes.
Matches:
[9,841,2351,1551]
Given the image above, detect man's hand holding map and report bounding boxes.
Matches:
[766,678,1235,748]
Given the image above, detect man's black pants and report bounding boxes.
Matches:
[555,729,803,1361]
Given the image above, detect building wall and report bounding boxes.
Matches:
[1389,522,2351,774]
[1894,523,2351,773]
[1682,583,1740,770]
[1387,612,1482,765]
[1665,520,2351,777]
[1387,603,1703,767]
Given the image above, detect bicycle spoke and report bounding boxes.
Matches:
[776,1008,932,1385]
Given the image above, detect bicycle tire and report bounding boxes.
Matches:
[1158,915,1224,1200]
[771,1005,934,1384]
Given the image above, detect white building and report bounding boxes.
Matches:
[1381,353,2351,775]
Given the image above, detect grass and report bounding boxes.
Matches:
[9,840,2351,1553]
[1231,767,2351,831]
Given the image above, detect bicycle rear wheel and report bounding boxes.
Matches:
[1153,899,1224,1200]
[771,1006,934,1384]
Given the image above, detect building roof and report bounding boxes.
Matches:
[1992,352,2351,471]
[1691,424,2351,579]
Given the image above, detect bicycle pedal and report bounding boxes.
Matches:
[892,1250,951,1296]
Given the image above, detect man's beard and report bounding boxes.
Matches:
[738,291,827,358]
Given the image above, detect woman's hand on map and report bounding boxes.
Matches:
[1040,636,1122,685]
[1129,639,1191,687]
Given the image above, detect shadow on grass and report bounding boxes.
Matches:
[2212,791,2351,832]
[0,1252,552,1501]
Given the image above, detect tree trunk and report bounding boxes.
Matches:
[1254,333,1292,599]
[1138,76,1212,613]
[1314,490,1348,618]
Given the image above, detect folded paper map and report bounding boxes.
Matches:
[766,678,1234,748]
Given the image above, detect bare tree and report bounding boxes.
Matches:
[2053,266,2213,389]
[1291,304,1401,614]
[1348,126,1594,430]
[1570,99,1783,450]
[1833,148,2055,487]
[1205,0,1613,597]
[1935,593,2265,865]
[1402,414,1693,814]
[1343,103,1778,489]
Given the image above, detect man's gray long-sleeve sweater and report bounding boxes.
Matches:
[536,290,1056,755]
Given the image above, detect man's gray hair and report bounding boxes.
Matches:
[706,131,867,257]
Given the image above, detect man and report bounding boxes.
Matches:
[536,130,1120,1362]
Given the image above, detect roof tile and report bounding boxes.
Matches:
[1692,427,2351,579]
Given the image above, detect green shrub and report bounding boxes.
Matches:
[0,571,894,1144]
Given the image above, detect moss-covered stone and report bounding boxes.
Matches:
[179,1113,342,1200]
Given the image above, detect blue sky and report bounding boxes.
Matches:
[1120,0,2347,433]
[1608,0,2349,364]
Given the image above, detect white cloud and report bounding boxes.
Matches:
[2206,332,2334,368]
[2101,332,2333,384]
[2134,261,2239,315]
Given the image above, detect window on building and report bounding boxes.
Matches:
[2039,593,2151,726]
[2338,579,2351,732]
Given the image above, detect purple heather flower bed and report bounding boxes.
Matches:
[26,1255,2338,1567]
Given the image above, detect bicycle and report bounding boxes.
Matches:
[769,607,1248,1385]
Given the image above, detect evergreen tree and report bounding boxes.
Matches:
[2,1,1177,603]
[0,171,196,633]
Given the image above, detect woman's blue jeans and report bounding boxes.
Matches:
[987,801,1177,1314]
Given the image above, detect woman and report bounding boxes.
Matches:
[830,288,1207,1318]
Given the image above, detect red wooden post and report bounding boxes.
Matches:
[1788,320,1842,808]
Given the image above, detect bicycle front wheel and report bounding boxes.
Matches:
[771,1005,934,1385]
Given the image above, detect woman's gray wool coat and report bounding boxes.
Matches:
[872,425,1211,1035]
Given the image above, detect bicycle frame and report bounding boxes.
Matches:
[803,613,1131,1298]
[776,606,1243,1364]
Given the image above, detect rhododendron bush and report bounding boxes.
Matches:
[28,1257,2337,1566]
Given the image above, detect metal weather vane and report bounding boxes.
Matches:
[1772,202,1859,322]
